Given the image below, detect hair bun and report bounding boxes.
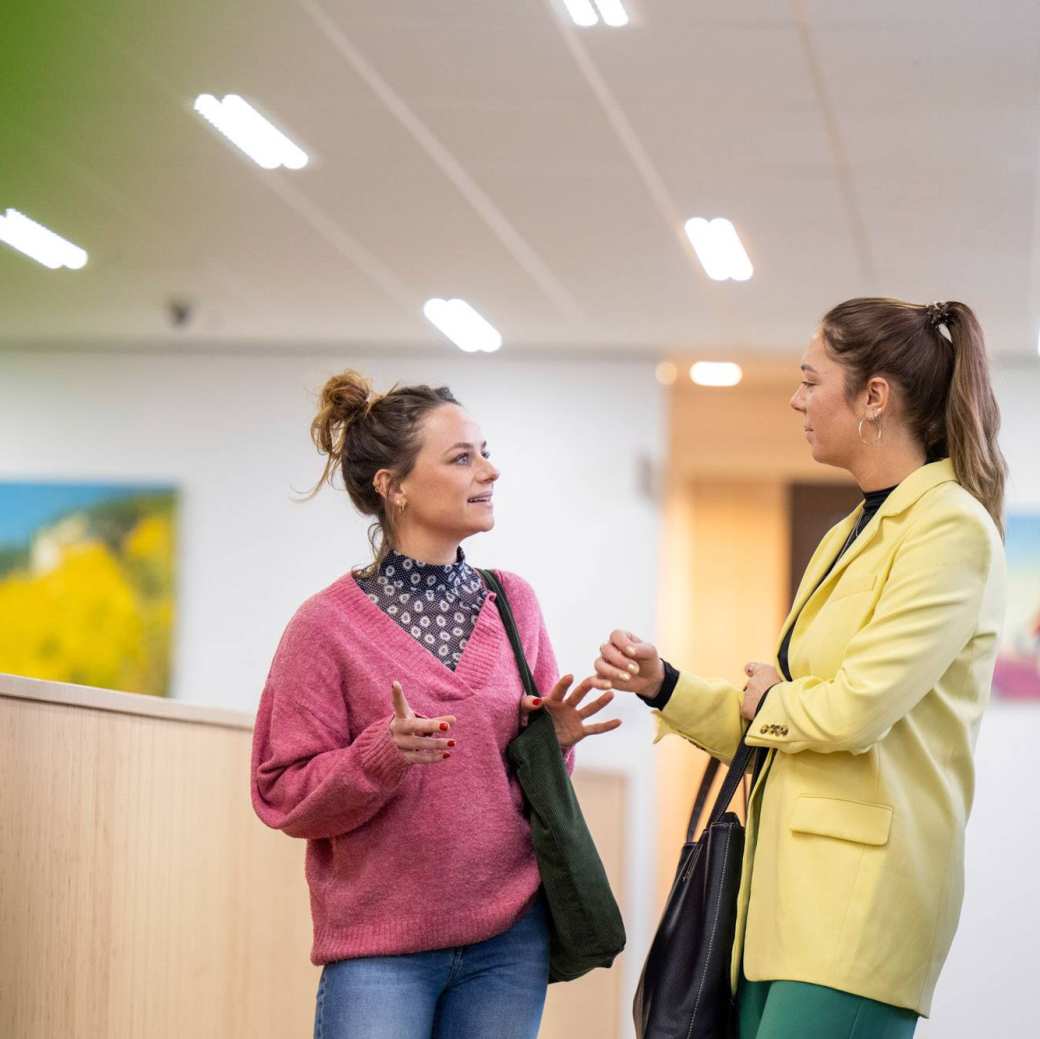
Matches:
[320,370,375,424]
[310,369,377,460]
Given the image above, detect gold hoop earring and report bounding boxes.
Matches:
[857,413,884,447]
[396,498,408,513]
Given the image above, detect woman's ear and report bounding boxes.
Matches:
[864,375,891,417]
[373,468,394,504]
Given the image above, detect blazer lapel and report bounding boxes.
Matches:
[810,459,958,603]
[775,459,959,659]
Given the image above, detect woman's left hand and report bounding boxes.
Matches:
[741,662,782,720]
[522,674,622,751]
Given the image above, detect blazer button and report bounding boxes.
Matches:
[760,725,768,734]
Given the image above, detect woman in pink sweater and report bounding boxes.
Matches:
[251,371,619,1039]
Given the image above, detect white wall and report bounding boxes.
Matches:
[0,344,664,1035]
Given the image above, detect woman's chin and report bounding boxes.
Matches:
[460,516,495,537]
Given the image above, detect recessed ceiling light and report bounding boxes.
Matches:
[690,362,743,387]
[194,94,308,170]
[423,299,502,353]
[0,209,87,269]
[561,0,629,27]
[683,217,753,282]
[655,361,677,386]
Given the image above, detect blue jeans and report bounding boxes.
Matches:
[313,897,550,1039]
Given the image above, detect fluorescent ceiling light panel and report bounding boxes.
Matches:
[683,217,753,281]
[593,0,630,26]
[423,299,502,353]
[0,209,87,269]
[690,362,743,387]
[194,94,308,170]
[561,0,629,27]
[561,0,600,26]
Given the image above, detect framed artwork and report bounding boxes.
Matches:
[0,480,178,696]
[992,512,1040,701]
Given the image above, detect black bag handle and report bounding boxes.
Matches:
[701,718,768,835]
[684,757,721,842]
[479,570,537,707]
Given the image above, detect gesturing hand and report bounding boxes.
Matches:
[389,681,457,765]
[592,630,666,699]
[521,674,622,751]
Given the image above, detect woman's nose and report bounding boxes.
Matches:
[790,389,805,412]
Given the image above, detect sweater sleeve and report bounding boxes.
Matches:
[250,605,411,840]
[747,509,994,756]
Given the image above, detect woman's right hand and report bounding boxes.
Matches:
[593,630,665,699]
[389,681,456,765]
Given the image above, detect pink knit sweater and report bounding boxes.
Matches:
[250,568,565,964]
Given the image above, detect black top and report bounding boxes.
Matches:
[354,547,487,671]
[643,483,897,711]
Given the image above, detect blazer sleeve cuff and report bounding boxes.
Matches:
[651,670,746,765]
[743,684,796,748]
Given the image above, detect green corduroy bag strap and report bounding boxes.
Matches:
[480,569,626,983]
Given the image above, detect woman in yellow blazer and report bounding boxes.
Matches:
[594,298,1007,1037]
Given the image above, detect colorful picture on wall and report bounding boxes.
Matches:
[992,512,1040,701]
[0,481,177,696]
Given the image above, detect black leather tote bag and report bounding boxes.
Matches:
[633,738,764,1039]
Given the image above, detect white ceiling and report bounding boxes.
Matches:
[3,0,1039,357]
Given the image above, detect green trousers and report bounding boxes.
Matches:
[737,977,918,1039]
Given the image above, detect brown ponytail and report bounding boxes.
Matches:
[820,297,1007,537]
[301,370,460,571]
[941,302,1007,537]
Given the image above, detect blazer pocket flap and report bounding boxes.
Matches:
[790,796,892,846]
[829,572,879,601]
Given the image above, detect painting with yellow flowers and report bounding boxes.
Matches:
[0,481,177,696]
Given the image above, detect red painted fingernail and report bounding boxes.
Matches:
[532,698,543,706]
[439,722,449,732]
[442,752,451,760]
[447,740,456,748]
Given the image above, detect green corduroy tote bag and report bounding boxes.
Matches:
[480,569,626,983]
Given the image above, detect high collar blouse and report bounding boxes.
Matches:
[353,547,488,671]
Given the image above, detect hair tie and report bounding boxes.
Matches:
[926,301,953,328]
[926,301,955,343]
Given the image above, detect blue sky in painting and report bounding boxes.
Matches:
[1002,511,1040,652]
[1006,513,1040,568]
[0,481,174,548]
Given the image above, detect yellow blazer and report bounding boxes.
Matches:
[655,459,1005,1016]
